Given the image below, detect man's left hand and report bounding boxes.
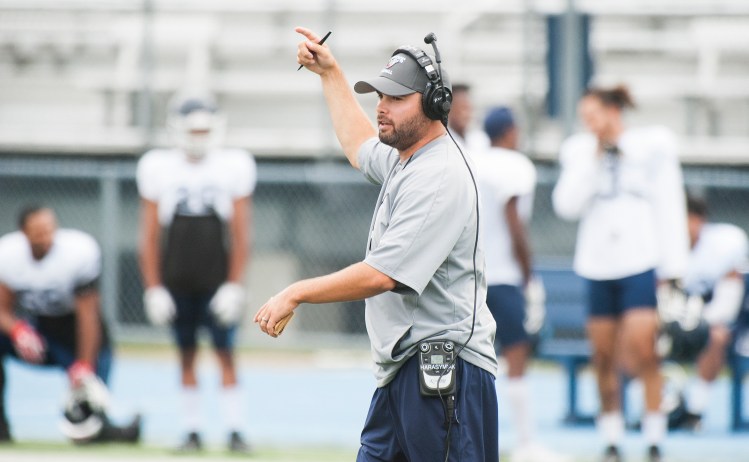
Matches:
[254,291,297,338]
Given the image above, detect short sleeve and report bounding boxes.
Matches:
[229,150,257,198]
[0,235,16,286]
[358,137,398,186]
[497,155,536,203]
[136,150,162,201]
[364,161,472,295]
[719,226,749,274]
[73,233,102,290]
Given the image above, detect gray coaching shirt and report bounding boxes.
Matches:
[358,135,498,387]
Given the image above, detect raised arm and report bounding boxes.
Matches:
[296,27,376,169]
[505,197,532,286]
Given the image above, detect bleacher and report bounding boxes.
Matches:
[1,0,747,161]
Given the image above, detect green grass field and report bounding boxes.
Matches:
[0,442,358,461]
[0,442,519,462]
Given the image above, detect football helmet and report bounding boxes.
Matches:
[59,375,110,443]
[657,319,710,362]
[167,93,226,159]
[656,281,710,362]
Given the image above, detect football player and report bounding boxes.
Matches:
[137,93,255,452]
[668,194,748,430]
[474,107,569,462]
[0,206,140,443]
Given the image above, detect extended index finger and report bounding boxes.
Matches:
[295,27,320,43]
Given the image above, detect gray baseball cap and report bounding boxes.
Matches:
[354,50,431,96]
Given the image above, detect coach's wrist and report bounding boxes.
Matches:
[279,284,303,310]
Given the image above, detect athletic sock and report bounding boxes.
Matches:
[181,386,201,434]
[686,378,711,415]
[221,385,245,433]
[597,411,624,446]
[506,376,533,446]
[642,411,666,445]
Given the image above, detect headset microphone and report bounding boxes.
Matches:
[424,32,442,57]
[422,33,451,126]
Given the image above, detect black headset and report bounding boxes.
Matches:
[391,41,452,124]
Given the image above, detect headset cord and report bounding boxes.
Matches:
[438,129,481,462]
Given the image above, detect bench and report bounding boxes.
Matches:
[729,296,749,431]
[534,266,749,431]
[534,266,595,425]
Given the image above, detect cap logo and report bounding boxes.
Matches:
[385,55,405,69]
[381,55,405,76]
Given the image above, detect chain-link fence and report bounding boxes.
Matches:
[1,155,748,349]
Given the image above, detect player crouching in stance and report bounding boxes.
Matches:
[0,206,140,444]
[664,194,748,431]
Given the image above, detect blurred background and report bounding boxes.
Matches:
[0,0,748,352]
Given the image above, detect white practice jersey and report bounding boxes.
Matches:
[450,128,490,155]
[473,147,536,286]
[684,223,748,297]
[552,126,689,280]
[0,229,101,316]
[136,147,257,225]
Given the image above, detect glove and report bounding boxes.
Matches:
[68,360,95,388]
[656,280,687,324]
[523,277,546,335]
[657,280,703,330]
[64,372,110,416]
[10,321,46,363]
[210,282,247,326]
[143,286,176,326]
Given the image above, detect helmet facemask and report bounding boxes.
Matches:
[168,96,226,160]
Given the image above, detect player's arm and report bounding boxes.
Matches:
[227,196,250,283]
[0,283,16,335]
[255,262,395,337]
[296,27,376,169]
[653,142,689,280]
[138,198,162,288]
[551,140,598,221]
[505,196,532,286]
[138,198,177,325]
[72,285,101,368]
[0,283,46,364]
[703,270,745,326]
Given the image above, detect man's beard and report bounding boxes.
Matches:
[379,111,430,151]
